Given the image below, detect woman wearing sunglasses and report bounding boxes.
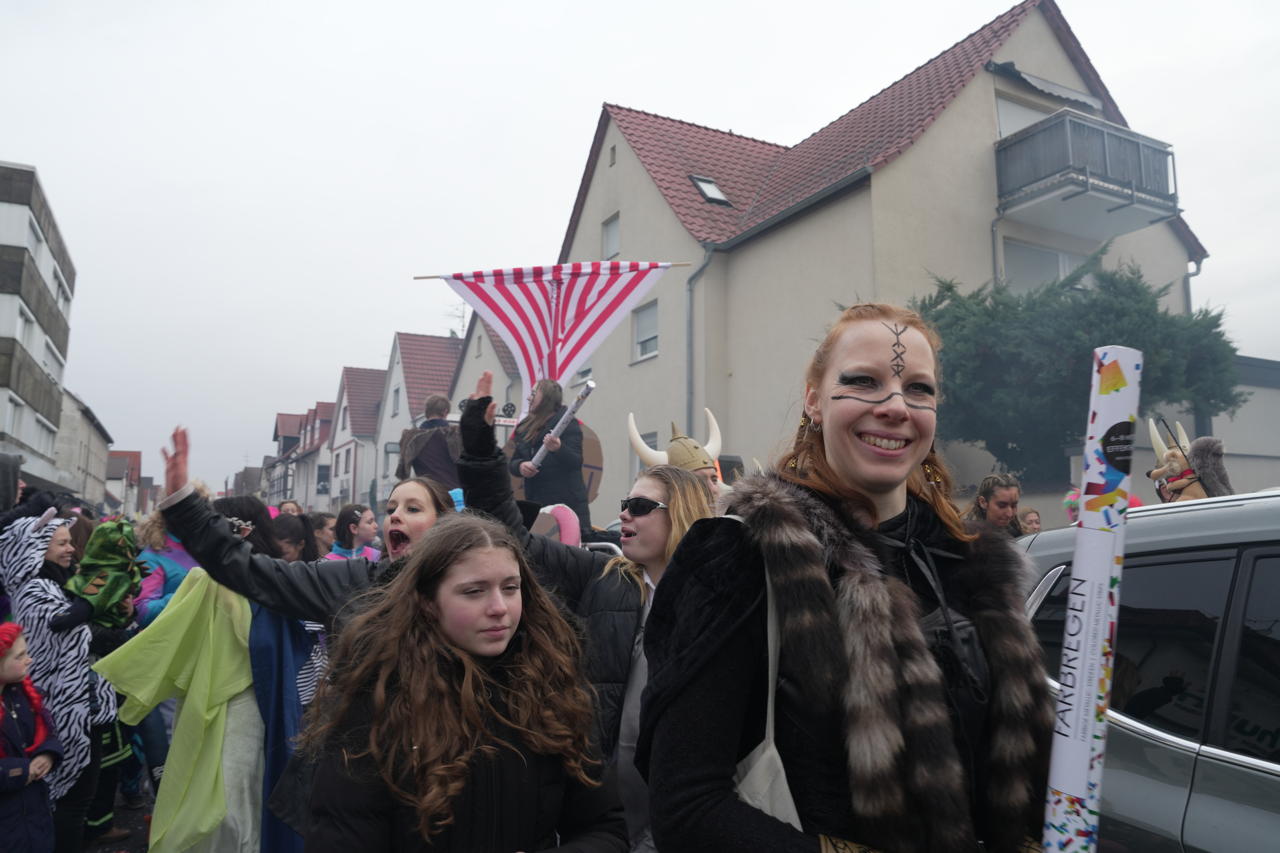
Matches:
[458,372,713,852]
[635,305,1053,853]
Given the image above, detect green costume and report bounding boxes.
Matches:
[65,520,149,628]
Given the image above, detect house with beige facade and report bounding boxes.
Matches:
[462,0,1229,526]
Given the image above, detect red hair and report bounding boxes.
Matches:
[0,623,51,756]
[777,303,974,541]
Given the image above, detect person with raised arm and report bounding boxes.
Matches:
[156,428,452,627]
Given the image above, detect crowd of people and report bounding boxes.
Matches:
[0,303,1061,852]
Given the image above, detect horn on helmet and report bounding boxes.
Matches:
[703,408,722,460]
[1174,422,1192,455]
[1149,419,1169,459]
[628,413,668,468]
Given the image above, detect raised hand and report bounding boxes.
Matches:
[161,427,190,496]
[469,370,497,425]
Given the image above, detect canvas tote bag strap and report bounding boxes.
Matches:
[730,511,802,829]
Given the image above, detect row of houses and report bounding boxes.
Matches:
[231,0,1280,524]
[230,331,484,512]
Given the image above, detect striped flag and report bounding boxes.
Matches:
[443,262,670,414]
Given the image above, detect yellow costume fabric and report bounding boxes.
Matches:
[94,568,254,852]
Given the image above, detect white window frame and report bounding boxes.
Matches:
[1003,238,1087,292]
[26,217,44,256]
[8,396,25,437]
[17,306,35,352]
[41,342,64,384]
[602,214,620,260]
[392,387,400,417]
[632,300,658,361]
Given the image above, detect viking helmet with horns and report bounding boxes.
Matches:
[628,409,722,473]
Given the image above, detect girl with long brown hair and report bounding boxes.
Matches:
[299,513,626,852]
[637,304,1053,853]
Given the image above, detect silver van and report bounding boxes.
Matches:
[1022,491,1280,853]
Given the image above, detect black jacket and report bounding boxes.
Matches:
[306,693,626,853]
[396,419,461,489]
[161,490,389,628]
[0,682,64,853]
[636,477,1052,853]
[459,407,639,760]
[509,407,592,529]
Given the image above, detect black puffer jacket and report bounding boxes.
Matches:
[460,401,638,759]
[509,406,592,529]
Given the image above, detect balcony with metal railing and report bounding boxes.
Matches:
[996,110,1179,241]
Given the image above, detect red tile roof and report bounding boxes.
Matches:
[337,367,386,439]
[559,0,1205,262]
[107,450,142,485]
[396,333,464,420]
[273,412,304,442]
[295,403,336,457]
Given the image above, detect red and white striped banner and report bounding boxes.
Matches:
[442,261,670,413]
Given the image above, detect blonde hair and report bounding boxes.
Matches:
[777,303,974,542]
[136,481,212,550]
[601,465,713,602]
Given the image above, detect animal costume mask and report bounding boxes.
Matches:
[64,520,149,628]
[1147,420,1234,503]
[628,408,722,473]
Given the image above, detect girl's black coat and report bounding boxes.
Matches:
[509,407,593,529]
[305,697,626,853]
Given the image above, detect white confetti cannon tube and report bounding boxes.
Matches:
[1043,346,1143,852]
[530,380,595,468]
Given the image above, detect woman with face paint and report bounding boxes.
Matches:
[637,304,1053,853]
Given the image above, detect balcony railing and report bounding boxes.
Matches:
[998,110,1175,203]
[995,110,1179,241]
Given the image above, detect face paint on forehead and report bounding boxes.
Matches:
[883,322,908,378]
[830,390,937,412]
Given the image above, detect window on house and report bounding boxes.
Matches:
[384,442,399,477]
[17,308,35,352]
[42,343,64,384]
[571,365,593,387]
[34,419,55,457]
[609,144,616,166]
[26,218,43,256]
[392,388,400,417]
[691,175,731,206]
[341,407,348,431]
[1003,239,1087,292]
[602,214,620,260]
[344,448,351,474]
[8,398,25,437]
[633,301,658,360]
[996,95,1053,138]
[53,269,71,315]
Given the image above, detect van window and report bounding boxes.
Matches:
[1033,552,1235,741]
[1223,555,1280,763]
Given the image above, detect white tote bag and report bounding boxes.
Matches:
[732,574,803,829]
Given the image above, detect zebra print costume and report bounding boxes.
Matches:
[0,512,117,800]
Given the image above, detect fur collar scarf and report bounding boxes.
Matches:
[724,474,1053,853]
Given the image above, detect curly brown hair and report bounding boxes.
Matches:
[297,512,597,838]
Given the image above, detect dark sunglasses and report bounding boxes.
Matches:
[620,496,669,517]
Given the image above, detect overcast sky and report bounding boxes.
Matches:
[5,0,1276,488]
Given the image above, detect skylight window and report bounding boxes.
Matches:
[690,175,731,206]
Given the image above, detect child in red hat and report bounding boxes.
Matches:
[0,622,64,853]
